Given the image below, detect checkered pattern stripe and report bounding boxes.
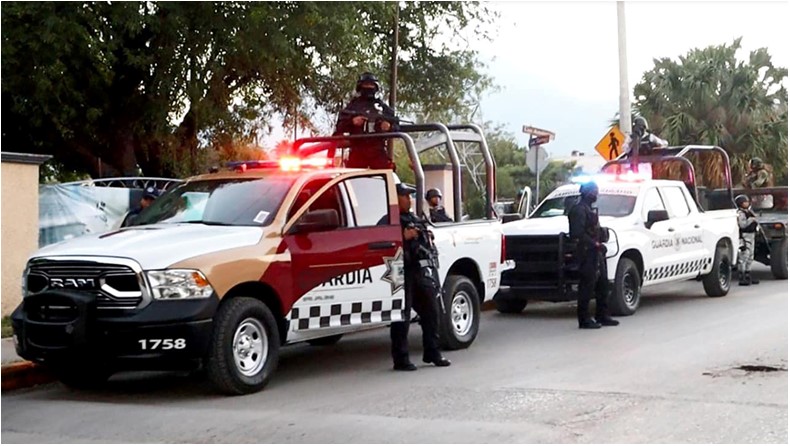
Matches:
[644,258,713,282]
[288,299,404,331]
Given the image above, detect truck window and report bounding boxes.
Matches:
[343,176,389,227]
[641,188,666,221]
[533,194,636,218]
[660,186,690,218]
[299,184,347,227]
[135,177,294,226]
[288,178,332,221]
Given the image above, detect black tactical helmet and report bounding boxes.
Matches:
[633,116,649,132]
[356,72,381,95]
[426,188,442,200]
[750,157,763,169]
[735,194,751,207]
[579,181,599,198]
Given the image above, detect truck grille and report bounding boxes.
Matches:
[502,235,579,287]
[26,260,144,309]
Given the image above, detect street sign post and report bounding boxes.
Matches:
[522,125,555,208]
[594,125,626,161]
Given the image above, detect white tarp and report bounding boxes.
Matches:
[38,185,132,247]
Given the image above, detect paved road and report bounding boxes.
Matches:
[2,265,787,443]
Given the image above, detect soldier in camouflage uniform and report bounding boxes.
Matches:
[735,194,760,286]
[743,157,771,189]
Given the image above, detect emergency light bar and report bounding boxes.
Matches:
[225,157,332,173]
[570,170,652,184]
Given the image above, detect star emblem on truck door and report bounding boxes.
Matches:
[381,248,405,295]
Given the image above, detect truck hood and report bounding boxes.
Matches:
[503,215,625,236]
[32,224,265,270]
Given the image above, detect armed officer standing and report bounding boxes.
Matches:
[568,182,620,329]
[391,183,451,371]
[622,117,668,158]
[743,157,772,189]
[334,72,400,170]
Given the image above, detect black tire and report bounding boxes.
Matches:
[207,297,280,395]
[51,361,113,390]
[703,245,731,297]
[770,238,788,280]
[438,275,481,350]
[610,258,642,316]
[306,334,343,346]
[494,298,527,314]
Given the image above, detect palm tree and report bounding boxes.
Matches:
[617,38,788,186]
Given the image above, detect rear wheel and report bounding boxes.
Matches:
[703,246,731,297]
[207,297,280,395]
[494,298,528,314]
[610,258,641,316]
[438,275,480,350]
[770,238,787,280]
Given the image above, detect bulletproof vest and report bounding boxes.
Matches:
[400,213,440,269]
[739,210,758,233]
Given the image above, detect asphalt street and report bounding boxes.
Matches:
[2,265,787,443]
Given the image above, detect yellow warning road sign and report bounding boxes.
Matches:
[595,126,626,161]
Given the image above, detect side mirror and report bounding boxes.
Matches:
[291,209,340,234]
[646,210,670,229]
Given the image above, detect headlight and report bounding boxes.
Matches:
[146,269,214,300]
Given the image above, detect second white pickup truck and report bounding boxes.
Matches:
[497,173,739,316]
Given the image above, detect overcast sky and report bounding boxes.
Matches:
[474,0,789,157]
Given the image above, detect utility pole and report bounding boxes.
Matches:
[387,2,399,159]
[617,1,632,135]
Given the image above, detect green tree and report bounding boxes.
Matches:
[628,38,788,186]
[2,2,496,179]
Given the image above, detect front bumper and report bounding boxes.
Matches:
[11,291,218,368]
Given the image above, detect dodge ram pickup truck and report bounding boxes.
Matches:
[13,127,506,395]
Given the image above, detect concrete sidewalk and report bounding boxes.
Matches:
[2,337,22,365]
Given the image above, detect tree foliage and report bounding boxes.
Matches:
[630,38,788,185]
[2,1,496,178]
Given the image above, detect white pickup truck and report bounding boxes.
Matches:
[496,171,740,316]
[13,126,506,395]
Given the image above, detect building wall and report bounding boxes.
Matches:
[2,161,42,316]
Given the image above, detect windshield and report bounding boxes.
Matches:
[532,194,637,218]
[133,177,295,226]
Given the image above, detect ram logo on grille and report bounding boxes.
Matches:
[50,278,97,289]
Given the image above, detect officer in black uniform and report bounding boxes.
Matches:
[426,188,453,223]
[334,72,400,170]
[120,186,159,227]
[391,183,451,371]
[568,182,620,329]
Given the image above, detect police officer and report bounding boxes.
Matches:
[736,194,760,286]
[426,188,453,223]
[120,186,159,227]
[623,116,668,157]
[391,183,451,371]
[568,182,620,329]
[334,72,400,170]
[743,157,771,189]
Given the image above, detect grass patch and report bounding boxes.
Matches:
[1,315,13,338]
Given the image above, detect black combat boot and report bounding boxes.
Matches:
[579,319,602,329]
[422,353,451,367]
[749,273,760,285]
[597,316,620,327]
[738,272,751,286]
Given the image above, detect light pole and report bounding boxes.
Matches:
[617,1,632,135]
[388,3,400,159]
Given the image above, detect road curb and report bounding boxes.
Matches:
[1,361,55,391]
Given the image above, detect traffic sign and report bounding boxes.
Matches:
[526,145,549,174]
[594,125,626,160]
[529,135,551,147]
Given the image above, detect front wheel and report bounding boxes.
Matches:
[438,275,480,350]
[770,238,787,280]
[207,297,280,395]
[703,246,731,297]
[610,258,641,316]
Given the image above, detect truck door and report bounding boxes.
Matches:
[283,172,404,335]
[659,185,708,277]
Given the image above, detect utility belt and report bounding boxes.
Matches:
[418,258,439,269]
